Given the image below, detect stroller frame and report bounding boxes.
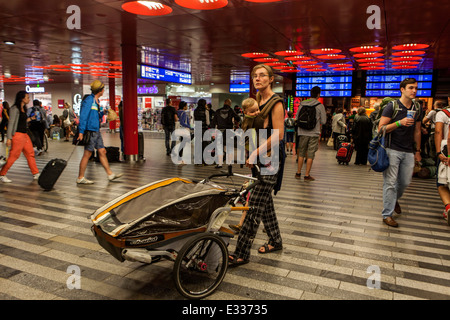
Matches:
[90,165,261,299]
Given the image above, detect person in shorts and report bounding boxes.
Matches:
[76,80,123,184]
[294,86,327,181]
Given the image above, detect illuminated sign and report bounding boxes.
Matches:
[295,71,353,97]
[365,71,433,97]
[140,65,192,85]
[230,83,250,93]
[26,85,45,93]
[138,85,159,95]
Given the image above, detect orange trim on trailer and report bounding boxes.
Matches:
[93,178,193,223]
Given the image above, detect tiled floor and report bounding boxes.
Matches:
[0,130,449,300]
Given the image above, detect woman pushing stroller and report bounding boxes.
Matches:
[228,64,285,267]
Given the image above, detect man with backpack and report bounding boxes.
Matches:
[378,78,423,227]
[294,86,326,181]
[211,99,241,168]
[161,98,178,156]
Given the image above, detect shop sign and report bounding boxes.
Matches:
[26,85,45,93]
[138,85,159,95]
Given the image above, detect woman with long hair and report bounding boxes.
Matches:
[0,91,40,183]
[229,64,285,267]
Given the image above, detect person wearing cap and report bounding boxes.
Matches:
[76,80,123,184]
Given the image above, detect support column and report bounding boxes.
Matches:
[121,12,139,161]
[108,77,116,131]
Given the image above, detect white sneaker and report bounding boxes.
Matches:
[108,173,123,181]
[0,175,12,183]
[33,173,40,180]
[76,177,94,184]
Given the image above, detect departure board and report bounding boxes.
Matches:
[230,83,250,93]
[140,64,192,85]
[295,72,353,97]
[230,70,250,93]
[365,71,433,97]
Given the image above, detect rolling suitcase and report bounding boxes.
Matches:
[138,132,145,161]
[38,158,67,191]
[38,143,78,191]
[336,142,354,165]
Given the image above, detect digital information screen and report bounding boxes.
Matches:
[230,83,250,93]
[230,70,250,93]
[365,71,433,97]
[140,65,192,85]
[295,72,353,97]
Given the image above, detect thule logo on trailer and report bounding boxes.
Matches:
[130,236,162,245]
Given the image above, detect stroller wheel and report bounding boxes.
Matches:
[173,233,228,299]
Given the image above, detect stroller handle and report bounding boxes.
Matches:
[207,164,261,182]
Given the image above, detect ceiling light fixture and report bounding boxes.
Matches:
[392,50,426,56]
[392,43,429,51]
[274,50,304,56]
[122,1,172,16]
[349,45,383,53]
[175,0,228,10]
[310,48,341,54]
[241,52,269,58]
[3,41,15,45]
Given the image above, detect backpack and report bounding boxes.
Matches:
[372,98,421,136]
[296,102,320,130]
[285,118,295,130]
[161,106,175,127]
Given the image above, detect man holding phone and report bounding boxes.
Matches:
[378,78,423,227]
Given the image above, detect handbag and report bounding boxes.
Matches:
[368,125,389,172]
[327,137,334,147]
[107,108,118,122]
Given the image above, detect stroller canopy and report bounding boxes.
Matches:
[91,178,230,238]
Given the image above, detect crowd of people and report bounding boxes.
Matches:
[1,68,449,270]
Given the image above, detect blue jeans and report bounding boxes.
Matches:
[382,148,415,218]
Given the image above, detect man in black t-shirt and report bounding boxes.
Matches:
[378,78,423,227]
[161,98,178,155]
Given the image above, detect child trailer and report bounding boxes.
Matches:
[336,142,354,165]
[90,165,262,299]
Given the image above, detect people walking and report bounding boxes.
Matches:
[0,91,40,183]
[76,80,123,185]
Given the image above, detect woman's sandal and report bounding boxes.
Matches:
[228,254,249,268]
[258,243,283,254]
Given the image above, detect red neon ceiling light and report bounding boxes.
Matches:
[265,62,287,66]
[332,67,355,71]
[310,48,341,54]
[253,57,279,62]
[241,52,269,58]
[359,62,384,67]
[392,61,420,65]
[305,68,327,72]
[316,54,346,59]
[122,1,172,16]
[353,52,384,58]
[392,65,417,69]
[356,58,384,63]
[328,63,353,68]
[274,50,304,56]
[175,0,228,10]
[391,56,422,61]
[361,66,385,70]
[392,43,429,51]
[293,60,319,65]
[392,50,426,56]
[284,56,312,61]
[349,45,383,53]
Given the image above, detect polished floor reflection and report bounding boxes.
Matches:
[0,130,449,300]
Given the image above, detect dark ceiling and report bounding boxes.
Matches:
[0,0,449,87]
